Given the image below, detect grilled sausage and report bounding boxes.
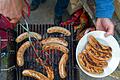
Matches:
[83,50,108,68]
[86,43,112,61]
[88,35,112,53]
[17,41,31,67]
[16,32,42,43]
[47,26,71,36]
[45,66,54,80]
[42,43,69,54]
[78,52,104,74]
[22,70,49,80]
[41,37,68,47]
[59,53,68,78]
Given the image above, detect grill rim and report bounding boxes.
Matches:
[16,24,75,80]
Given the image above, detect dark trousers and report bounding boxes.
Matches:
[31,0,70,16]
[31,0,41,5]
[55,0,70,16]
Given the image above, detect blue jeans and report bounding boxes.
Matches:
[32,0,70,16]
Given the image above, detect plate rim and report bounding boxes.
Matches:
[76,31,120,78]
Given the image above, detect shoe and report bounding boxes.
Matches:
[41,0,47,3]
[54,15,62,25]
[30,3,39,11]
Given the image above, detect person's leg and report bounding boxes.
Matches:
[54,0,70,25]
[31,0,47,11]
[31,0,41,11]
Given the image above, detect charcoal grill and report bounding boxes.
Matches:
[16,24,75,80]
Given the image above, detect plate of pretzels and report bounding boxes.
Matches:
[76,31,120,78]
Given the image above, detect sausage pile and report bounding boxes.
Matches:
[78,35,112,74]
[16,26,71,80]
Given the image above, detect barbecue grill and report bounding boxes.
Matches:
[16,24,75,80]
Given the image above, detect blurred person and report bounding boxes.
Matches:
[95,0,115,36]
[30,0,70,25]
[0,0,29,49]
[30,0,46,11]
[0,0,29,24]
[30,0,115,36]
[55,0,115,36]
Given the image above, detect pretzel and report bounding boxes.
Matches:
[47,26,71,36]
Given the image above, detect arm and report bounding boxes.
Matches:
[95,0,115,36]
[95,0,114,18]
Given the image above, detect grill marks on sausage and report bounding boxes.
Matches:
[84,53,97,66]
[86,43,112,61]
[78,53,104,74]
[88,36,112,54]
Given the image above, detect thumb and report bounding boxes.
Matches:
[105,32,112,37]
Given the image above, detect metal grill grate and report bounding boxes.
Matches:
[16,24,74,80]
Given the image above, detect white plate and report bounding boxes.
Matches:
[76,31,120,78]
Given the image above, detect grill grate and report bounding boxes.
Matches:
[16,24,74,80]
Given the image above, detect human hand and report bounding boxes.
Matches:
[95,18,114,37]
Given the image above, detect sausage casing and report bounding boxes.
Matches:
[16,32,42,43]
[42,43,69,54]
[45,66,54,80]
[88,35,112,53]
[47,26,71,36]
[78,52,104,74]
[17,41,31,67]
[59,53,68,78]
[41,37,68,47]
[86,43,112,61]
[83,50,108,68]
[22,70,49,80]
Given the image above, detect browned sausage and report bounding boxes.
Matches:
[22,70,49,80]
[17,41,31,67]
[59,53,68,78]
[16,32,42,43]
[42,43,69,54]
[88,35,112,53]
[41,37,68,47]
[47,26,71,36]
[44,66,54,80]
[83,50,108,68]
[78,52,104,74]
[86,43,112,61]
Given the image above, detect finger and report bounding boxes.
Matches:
[95,19,105,31]
[105,26,114,37]
[95,19,101,30]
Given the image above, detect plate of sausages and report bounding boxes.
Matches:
[76,31,120,78]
